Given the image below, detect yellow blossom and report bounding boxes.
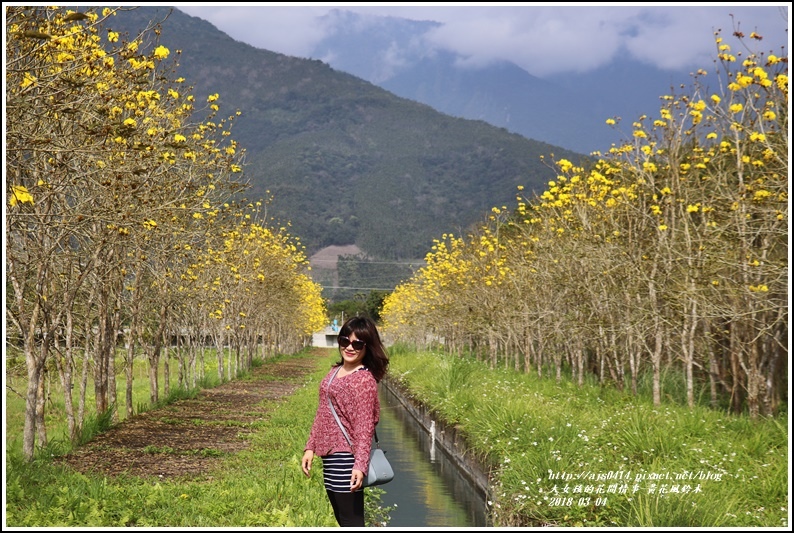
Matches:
[9,185,34,207]
[557,159,573,173]
[736,74,753,88]
[153,45,170,60]
[752,67,768,80]
[753,190,772,201]
[20,72,36,88]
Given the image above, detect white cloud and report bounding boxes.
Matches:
[177,3,790,77]
[179,4,332,57]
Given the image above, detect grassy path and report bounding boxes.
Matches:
[58,349,328,480]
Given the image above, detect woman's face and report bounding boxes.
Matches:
[340,332,366,366]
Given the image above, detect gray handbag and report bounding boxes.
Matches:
[327,367,395,487]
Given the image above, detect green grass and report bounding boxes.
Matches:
[4,348,393,527]
[385,346,789,528]
[5,347,215,455]
[5,344,787,527]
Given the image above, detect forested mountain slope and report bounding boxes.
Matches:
[108,6,588,259]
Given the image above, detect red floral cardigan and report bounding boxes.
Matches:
[305,366,380,474]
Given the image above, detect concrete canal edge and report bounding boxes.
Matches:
[380,376,495,502]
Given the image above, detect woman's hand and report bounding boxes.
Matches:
[301,450,314,477]
[350,468,364,491]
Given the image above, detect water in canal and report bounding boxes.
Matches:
[375,386,490,527]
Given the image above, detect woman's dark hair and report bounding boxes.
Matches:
[336,316,389,382]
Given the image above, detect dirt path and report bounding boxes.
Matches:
[59,348,330,481]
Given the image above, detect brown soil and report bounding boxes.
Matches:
[58,349,329,481]
[308,244,363,270]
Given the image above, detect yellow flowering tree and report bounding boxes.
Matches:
[380,26,787,417]
[5,6,247,458]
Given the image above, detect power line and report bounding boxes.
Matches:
[309,259,425,265]
[319,286,396,291]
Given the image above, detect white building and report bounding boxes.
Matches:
[311,326,340,348]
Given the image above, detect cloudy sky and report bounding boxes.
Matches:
[176,3,790,78]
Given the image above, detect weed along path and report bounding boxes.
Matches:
[60,349,326,480]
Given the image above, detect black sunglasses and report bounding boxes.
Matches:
[338,335,365,351]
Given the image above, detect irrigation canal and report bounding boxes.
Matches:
[375,380,491,527]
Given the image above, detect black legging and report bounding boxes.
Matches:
[326,488,365,526]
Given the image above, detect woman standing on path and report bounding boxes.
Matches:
[301,316,390,526]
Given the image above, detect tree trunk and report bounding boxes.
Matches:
[729,324,744,414]
[36,365,48,450]
[108,287,123,422]
[78,311,92,435]
[648,267,663,406]
[216,330,225,383]
[163,330,170,398]
[23,356,44,461]
[54,320,77,443]
[125,331,136,418]
[93,285,110,415]
[703,320,720,409]
[682,291,697,409]
[147,301,169,405]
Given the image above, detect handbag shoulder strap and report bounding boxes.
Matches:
[327,366,379,448]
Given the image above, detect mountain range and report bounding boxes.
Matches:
[100,6,701,299]
[106,6,588,259]
[309,9,697,155]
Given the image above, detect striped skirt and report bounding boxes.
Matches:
[322,452,360,493]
